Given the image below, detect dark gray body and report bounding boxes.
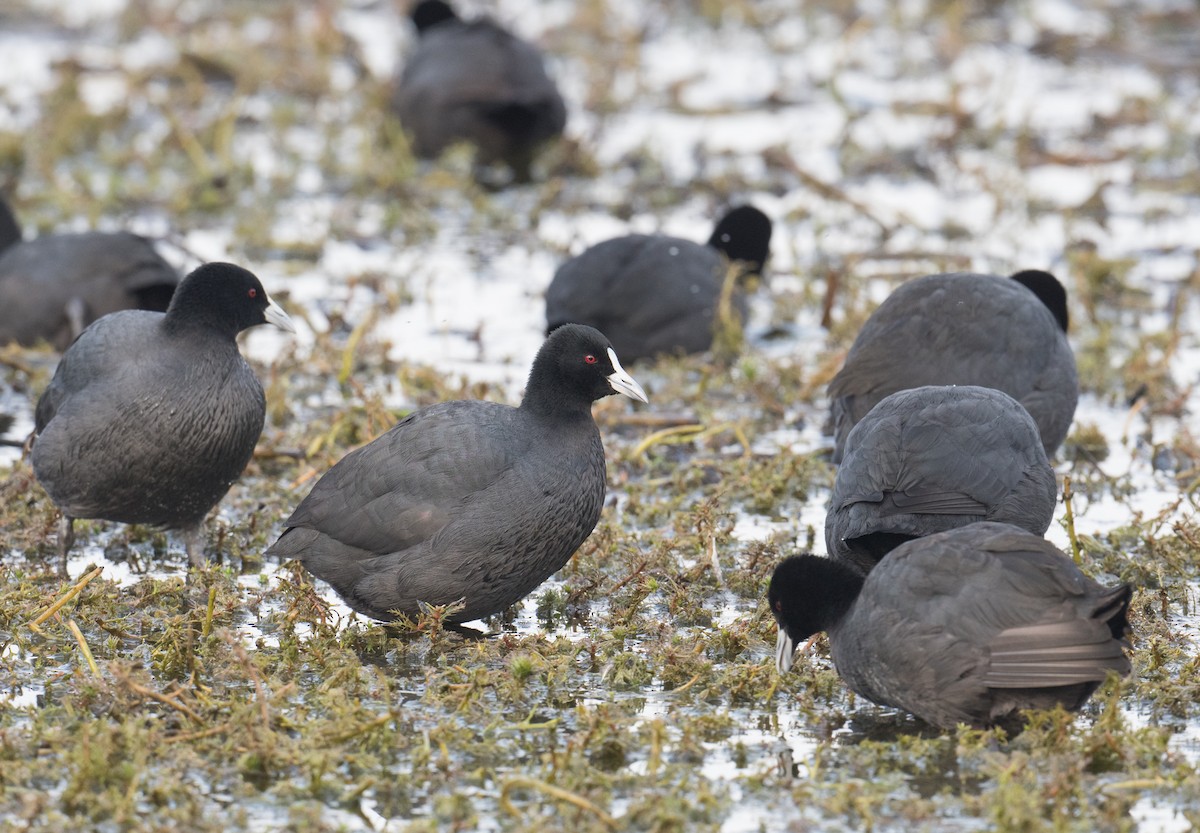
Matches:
[391,17,566,174]
[826,385,1057,575]
[0,231,178,348]
[829,522,1131,729]
[829,272,1078,462]
[545,235,743,362]
[267,399,606,623]
[32,310,265,528]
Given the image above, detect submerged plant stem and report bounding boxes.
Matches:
[29,564,104,633]
[67,618,99,676]
[1063,475,1082,564]
[500,776,617,829]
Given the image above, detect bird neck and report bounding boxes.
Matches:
[162,307,240,341]
[804,558,865,633]
[519,360,598,421]
[162,282,246,340]
[519,387,596,421]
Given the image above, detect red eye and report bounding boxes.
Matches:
[248,288,257,299]
[584,354,597,364]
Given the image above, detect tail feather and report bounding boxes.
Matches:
[983,591,1134,689]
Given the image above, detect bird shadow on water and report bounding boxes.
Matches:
[820,710,991,799]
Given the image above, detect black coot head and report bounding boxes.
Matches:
[707,205,772,275]
[768,555,824,642]
[527,323,648,412]
[411,0,458,33]
[1010,269,1068,332]
[166,262,295,338]
[768,554,863,672]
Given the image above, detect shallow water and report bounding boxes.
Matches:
[1,0,1199,830]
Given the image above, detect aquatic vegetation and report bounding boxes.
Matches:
[2,0,1199,830]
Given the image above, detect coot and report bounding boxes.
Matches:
[32,262,295,571]
[770,522,1132,729]
[391,0,567,181]
[826,385,1058,575]
[0,196,179,349]
[545,205,772,362]
[828,271,1077,462]
[267,324,647,623]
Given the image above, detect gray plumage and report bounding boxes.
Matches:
[828,271,1078,462]
[826,385,1058,575]
[32,262,295,569]
[267,324,647,623]
[545,206,772,362]
[0,197,178,349]
[769,522,1133,729]
[391,0,566,181]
